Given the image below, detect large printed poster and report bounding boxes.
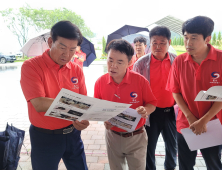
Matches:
[45,88,131,121]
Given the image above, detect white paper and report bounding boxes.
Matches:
[181,119,222,151]
[45,88,131,121]
[108,108,142,132]
[195,86,222,101]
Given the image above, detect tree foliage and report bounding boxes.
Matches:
[212,32,217,45]
[102,36,107,56]
[22,7,95,38]
[0,7,33,47]
[217,31,221,46]
[172,37,177,45]
[0,5,95,49]
[180,36,184,46]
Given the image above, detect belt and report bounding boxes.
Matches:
[33,124,75,134]
[111,127,144,138]
[156,106,174,113]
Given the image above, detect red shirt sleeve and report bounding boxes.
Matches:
[94,78,102,99]
[142,78,157,106]
[166,58,180,93]
[82,52,86,61]
[77,66,87,95]
[20,60,45,102]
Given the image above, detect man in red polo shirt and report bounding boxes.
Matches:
[20,21,89,170]
[71,45,86,68]
[128,36,147,70]
[133,26,177,170]
[166,16,222,170]
[94,39,157,170]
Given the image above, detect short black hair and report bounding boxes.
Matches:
[50,21,83,45]
[149,26,171,40]
[182,16,214,40]
[106,39,134,62]
[133,36,147,45]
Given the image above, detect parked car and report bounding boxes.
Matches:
[0,52,16,64]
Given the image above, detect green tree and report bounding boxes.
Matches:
[173,37,177,45]
[171,37,174,45]
[0,7,34,47]
[102,36,107,56]
[177,37,181,45]
[180,36,184,46]
[212,32,217,45]
[217,31,221,46]
[23,7,95,38]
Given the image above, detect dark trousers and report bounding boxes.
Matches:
[145,107,177,170]
[177,132,222,170]
[29,124,88,170]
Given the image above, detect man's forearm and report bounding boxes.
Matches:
[172,93,194,119]
[30,97,54,112]
[200,102,222,124]
[144,103,156,115]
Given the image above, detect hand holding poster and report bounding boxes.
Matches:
[108,108,142,132]
[195,86,222,101]
[181,119,222,151]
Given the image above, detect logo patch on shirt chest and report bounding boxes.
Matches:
[71,77,79,89]
[210,72,221,84]
[129,92,140,103]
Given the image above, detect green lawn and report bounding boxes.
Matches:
[172,45,186,55]
[15,59,26,62]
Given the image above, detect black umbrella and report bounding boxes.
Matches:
[105,25,149,52]
[82,37,97,67]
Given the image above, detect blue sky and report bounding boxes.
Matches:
[0,0,222,53]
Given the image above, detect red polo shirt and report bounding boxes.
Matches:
[150,54,175,108]
[128,54,145,70]
[20,49,87,130]
[73,50,86,68]
[94,69,157,132]
[166,44,222,133]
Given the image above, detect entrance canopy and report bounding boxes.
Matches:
[146,15,184,36]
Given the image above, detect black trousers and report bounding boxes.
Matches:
[29,124,88,170]
[177,132,222,170]
[145,107,177,170]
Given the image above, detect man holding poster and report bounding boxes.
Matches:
[94,39,157,170]
[166,16,222,170]
[20,21,89,170]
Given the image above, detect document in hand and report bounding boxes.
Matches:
[45,88,131,121]
[181,119,222,151]
[108,108,142,132]
[195,86,222,101]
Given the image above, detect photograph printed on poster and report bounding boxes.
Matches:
[59,96,91,110]
[49,111,78,121]
[117,113,137,122]
[67,110,83,117]
[206,95,217,100]
[109,117,132,129]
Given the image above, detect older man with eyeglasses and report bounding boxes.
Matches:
[133,26,177,170]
